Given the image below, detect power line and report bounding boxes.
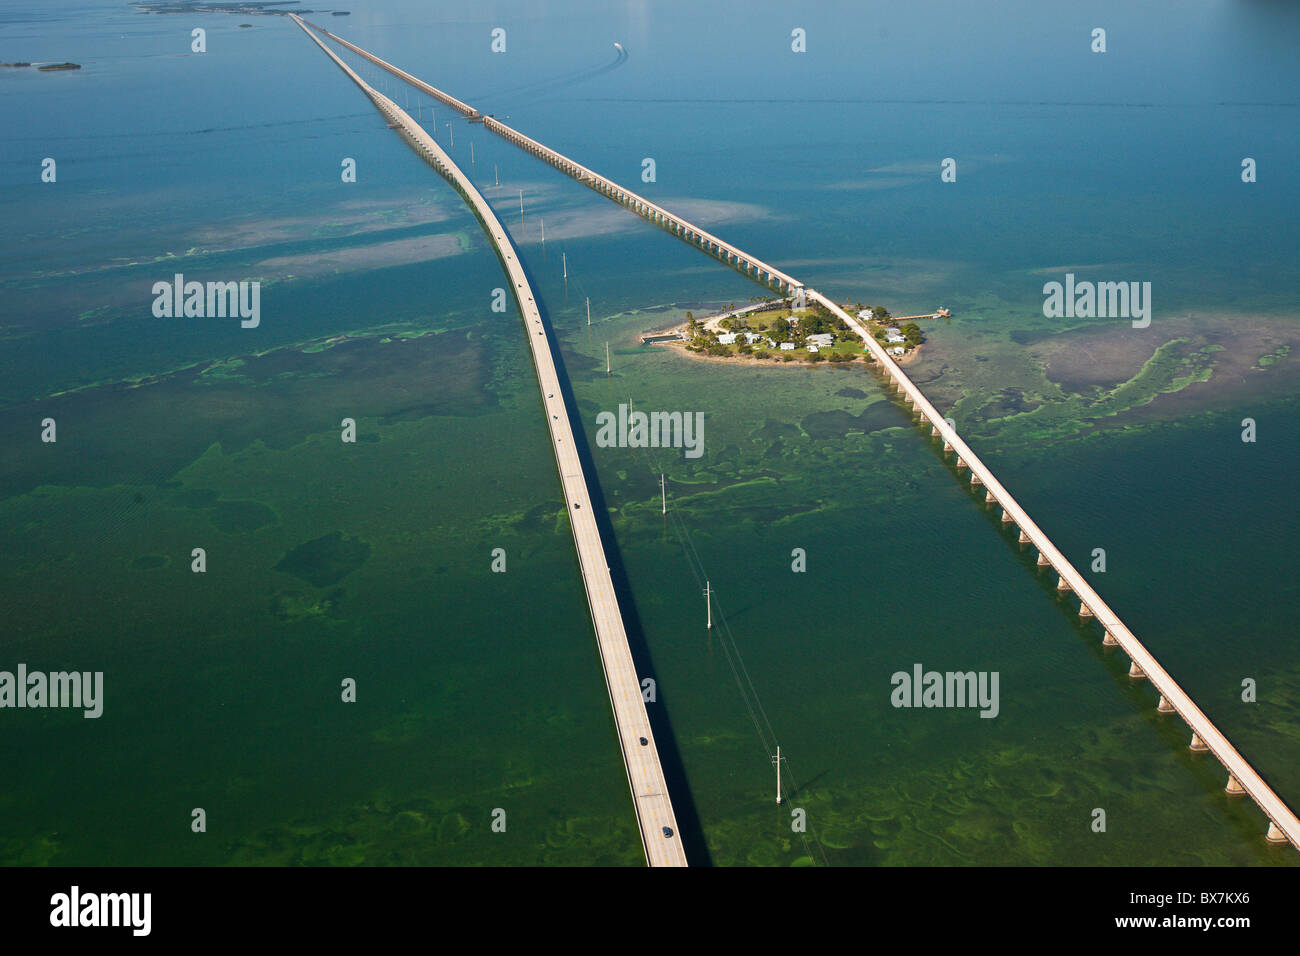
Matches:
[626,436,832,866]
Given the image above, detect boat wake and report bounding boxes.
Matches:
[478,42,628,105]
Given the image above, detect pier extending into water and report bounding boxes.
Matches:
[291,14,686,867]
[302,20,1299,853]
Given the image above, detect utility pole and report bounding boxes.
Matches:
[661,473,666,515]
[772,746,785,805]
[446,122,453,148]
[494,164,499,187]
[586,297,591,327]
[540,217,544,244]
[562,252,567,279]
[605,341,610,376]
[704,580,712,630]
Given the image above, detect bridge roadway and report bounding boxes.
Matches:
[291,14,687,867]
[817,293,1300,850]
[301,20,1299,852]
[302,19,805,295]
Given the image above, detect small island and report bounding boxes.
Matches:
[644,296,936,366]
[4,61,82,71]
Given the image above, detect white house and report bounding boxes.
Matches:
[890,346,906,355]
[744,332,768,346]
[857,310,873,322]
[779,342,796,351]
[717,332,738,345]
[807,333,834,347]
[807,345,820,353]
[885,328,906,343]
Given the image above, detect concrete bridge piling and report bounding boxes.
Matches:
[300,18,1300,853]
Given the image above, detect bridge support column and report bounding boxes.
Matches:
[971,474,984,486]
[1266,822,1289,845]
[1102,630,1119,646]
[1057,574,1071,591]
[1036,552,1050,566]
[1157,695,1175,713]
[931,424,939,436]
[943,440,953,452]
[1128,660,1145,679]
[984,489,995,503]
[1017,528,1029,542]
[1225,774,1246,796]
[1189,732,1209,752]
[1079,603,1094,618]
[956,458,968,471]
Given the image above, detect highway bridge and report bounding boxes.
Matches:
[291,14,687,867]
[300,19,1298,853]
[303,19,804,295]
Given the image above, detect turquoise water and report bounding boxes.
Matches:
[0,0,1296,865]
